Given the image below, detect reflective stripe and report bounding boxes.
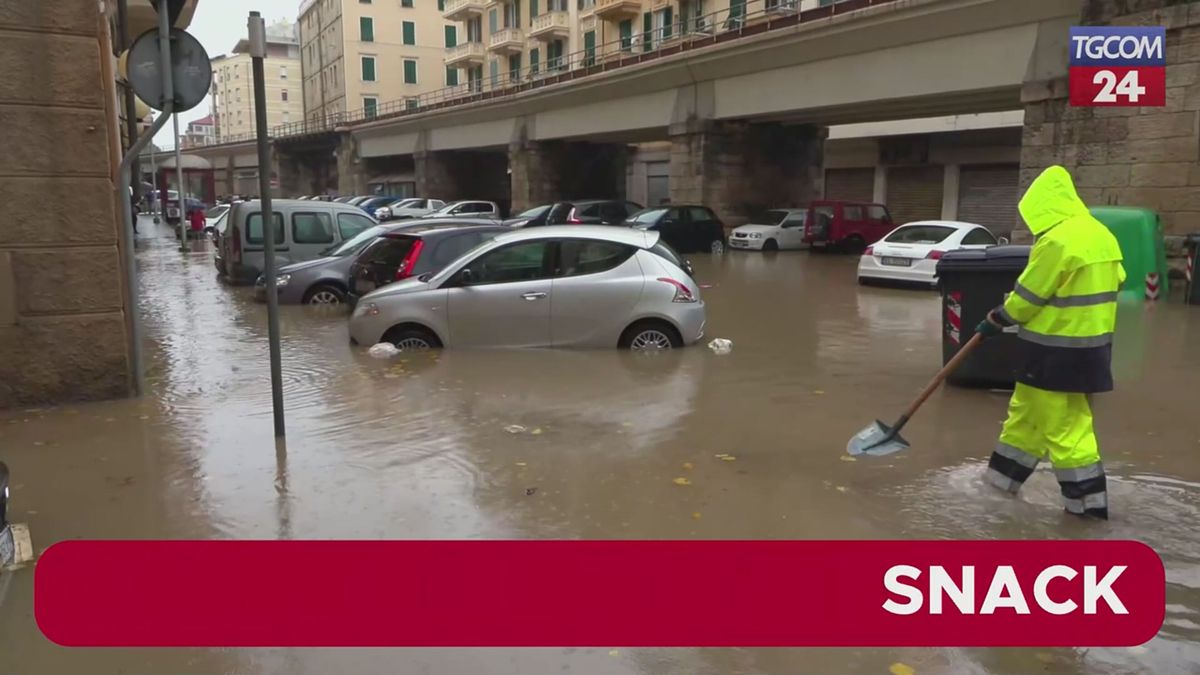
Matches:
[986,468,1023,494]
[1013,283,1048,306]
[1055,463,1105,482]
[994,442,1040,468]
[1047,291,1119,308]
[1018,328,1114,348]
[1064,492,1108,514]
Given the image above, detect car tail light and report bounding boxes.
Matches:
[926,250,944,260]
[657,277,697,303]
[395,239,425,281]
[864,246,874,256]
[566,207,582,224]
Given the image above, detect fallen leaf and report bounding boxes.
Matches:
[840,455,857,462]
[531,428,543,436]
[681,462,694,470]
[835,486,848,493]
[889,663,916,675]
[813,390,825,395]
[720,455,737,462]
[692,512,702,520]
[515,462,527,467]
[672,477,692,486]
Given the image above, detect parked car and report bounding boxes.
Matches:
[348,221,509,303]
[204,204,230,233]
[624,205,727,254]
[375,197,446,221]
[358,196,399,216]
[504,199,643,227]
[333,196,357,203]
[349,226,705,352]
[214,199,378,285]
[857,220,1002,288]
[801,200,893,252]
[729,208,809,251]
[296,195,312,201]
[426,200,502,220]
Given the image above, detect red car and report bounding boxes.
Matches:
[801,200,894,252]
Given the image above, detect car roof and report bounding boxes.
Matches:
[488,225,656,249]
[382,220,507,237]
[892,220,983,230]
[236,199,371,212]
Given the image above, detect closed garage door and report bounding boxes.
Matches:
[824,168,875,202]
[958,164,1019,235]
[887,166,944,225]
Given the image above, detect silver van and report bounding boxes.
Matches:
[215,199,377,285]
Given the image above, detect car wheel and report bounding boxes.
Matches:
[842,235,867,254]
[304,284,347,305]
[383,325,443,352]
[710,239,726,255]
[858,276,869,286]
[763,239,779,252]
[619,320,683,351]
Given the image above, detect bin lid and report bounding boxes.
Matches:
[936,244,1032,274]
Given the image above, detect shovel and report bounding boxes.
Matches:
[847,333,985,457]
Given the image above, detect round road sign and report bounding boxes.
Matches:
[127,28,212,113]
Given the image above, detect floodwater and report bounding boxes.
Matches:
[2,218,1200,674]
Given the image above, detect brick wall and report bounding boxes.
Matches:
[0,0,132,407]
[1019,1,1200,267]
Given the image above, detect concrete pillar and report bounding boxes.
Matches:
[669,121,825,228]
[941,164,960,220]
[508,141,557,214]
[509,138,629,213]
[872,165,888,204]
[0,0,132,407]
[336,133,366,195]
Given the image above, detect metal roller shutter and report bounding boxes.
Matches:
[958,164,1019,235]
[886,166,943,225]
[824,168,875,202]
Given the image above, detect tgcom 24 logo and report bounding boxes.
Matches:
[1069,26,1167,107]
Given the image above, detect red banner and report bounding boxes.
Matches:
[35,540,1164,647]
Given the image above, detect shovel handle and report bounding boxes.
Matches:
[899,332,985,421]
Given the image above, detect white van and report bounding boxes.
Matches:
[215,200,377,285]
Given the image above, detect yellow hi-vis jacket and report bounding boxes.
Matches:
[994,166,1126,393]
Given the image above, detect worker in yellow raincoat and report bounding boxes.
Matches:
[976,165,1125,520]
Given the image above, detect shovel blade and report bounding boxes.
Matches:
[847,420,910,457]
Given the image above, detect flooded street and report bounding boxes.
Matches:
[3,218,1200,674]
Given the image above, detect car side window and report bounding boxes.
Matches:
[662,208,684,224]
[431,233,483,267]
[337,212,374,239]
[867,205,890,222]
[843,205,865,222]
[292,212,334,244]
[556,240,636,277]
[246,212,284,245]
[464,241,552,285]
[580,204,603,218]
[686,207,712,224]
[783,213,806,228]
[962,228,998,245]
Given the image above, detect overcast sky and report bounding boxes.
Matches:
[154,0,299,148]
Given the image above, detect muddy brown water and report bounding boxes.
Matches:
[2,220,1200,674]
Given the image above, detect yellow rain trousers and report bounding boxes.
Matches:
[985,166,1123,520]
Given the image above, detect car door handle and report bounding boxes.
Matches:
[521,292,547,301]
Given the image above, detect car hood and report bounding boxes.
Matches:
[361,277,431,300]
[279,256,337,274]
[733,224,780,235]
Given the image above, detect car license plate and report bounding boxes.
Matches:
[881,256,912,267]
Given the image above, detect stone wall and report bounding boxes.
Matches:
[509,140,628,214]
[0,0,132,407]
[1019,0,1200,267]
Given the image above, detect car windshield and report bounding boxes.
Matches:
[321,225,386,257]
[516,205,550,219]
[884,225,957,244]
[206,205,228,218]
[629,208,668,227]
[389,198,422,209]
[213,210,229,234]
[758,210,790,225]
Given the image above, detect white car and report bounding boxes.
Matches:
[857,220,1002,287]
[375,197,446,221]
[729,208,808,250]
[426,200,501,220]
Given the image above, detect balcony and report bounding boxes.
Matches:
[444,41,486,66]
[442,0,487,22]
[488,27,524,54]
[529,11,570,40]
[594,0,642,20]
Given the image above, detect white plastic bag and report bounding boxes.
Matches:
[708,338,733,355]
[368,342,401,359]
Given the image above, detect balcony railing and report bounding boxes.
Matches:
[442,0,487,21]
[488,27,524,53]
[594,0,641,20]
[530,10,571,39]
[191,0,898,149]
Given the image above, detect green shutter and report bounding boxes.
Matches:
[446,66,458,86]
[662,7,672,39]
[583,30,595,66]
[642,12,652,51]
[508,53,521,80]
[361,56,375,81]
[401,0,413,6]
[529,47,539,75]
[437,0,444,9]
[530,0,538,18]
[444,25,456,47]
[488,9,497,34]
[360,17,373,42]
[364,98,377,118]
[619,19,632,51]
[402,21,415,45]
[403,59,417,84]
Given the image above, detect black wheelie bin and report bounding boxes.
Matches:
[935,245,1031,388]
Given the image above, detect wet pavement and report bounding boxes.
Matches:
[3,217,1200,674]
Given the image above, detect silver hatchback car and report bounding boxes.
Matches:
[349,226,706,351]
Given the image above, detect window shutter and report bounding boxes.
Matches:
[444,25,456,47]
[402,21,415,45]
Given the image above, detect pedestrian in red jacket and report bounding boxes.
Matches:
[189,207,205,233]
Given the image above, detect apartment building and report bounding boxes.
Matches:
[211,21,302,142]
[181,115,216,149]
[300,0,455,122]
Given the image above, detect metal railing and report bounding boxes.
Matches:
[197,0,896,149]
